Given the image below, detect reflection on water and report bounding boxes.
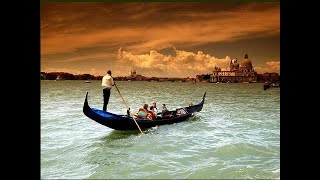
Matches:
[101,130,141,141]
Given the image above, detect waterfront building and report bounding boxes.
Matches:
[129,69,146,81]
[41,72,47,80]
[210,52,258,83]
[263,72,280,82]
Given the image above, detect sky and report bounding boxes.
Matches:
[41,2,280,78]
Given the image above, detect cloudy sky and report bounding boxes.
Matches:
[41,2,280,78]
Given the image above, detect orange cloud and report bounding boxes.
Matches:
[117,48,230,77]
[255,60,280,74]
[42,50,280,77]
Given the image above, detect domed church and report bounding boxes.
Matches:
[210,52,258,83]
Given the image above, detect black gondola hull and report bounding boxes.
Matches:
[83,92,205,130]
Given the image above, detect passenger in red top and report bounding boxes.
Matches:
[149,106,157,120]
[136,104,148,118]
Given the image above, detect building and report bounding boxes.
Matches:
[210,52,258,83]
[128,69,146,81]
[41,72,47,80]
[263,72,280,83]
[130,69,137,77]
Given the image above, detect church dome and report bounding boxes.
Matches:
[240,59,252,68]
[240,52,252,69]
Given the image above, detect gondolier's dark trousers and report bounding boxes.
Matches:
[103,88,111,111]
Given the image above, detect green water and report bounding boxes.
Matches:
[41,80,280,179]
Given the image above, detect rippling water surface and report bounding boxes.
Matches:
[41,80,280,179]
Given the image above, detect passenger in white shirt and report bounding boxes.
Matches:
[152,102,158,114]
[101,70,114,111]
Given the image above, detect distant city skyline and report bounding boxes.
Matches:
[41,2,280,78]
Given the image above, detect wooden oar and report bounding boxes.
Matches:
[113,80,144,134]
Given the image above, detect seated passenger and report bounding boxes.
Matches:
[152,102,158,114]
[150,106,157,118]
[161,104,172,118]
[162,104,168,111]
[136,104,148,118]
[146,109,155,120]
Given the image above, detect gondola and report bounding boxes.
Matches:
[83,92,206,130]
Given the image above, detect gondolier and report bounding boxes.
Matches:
[101,70,114,111]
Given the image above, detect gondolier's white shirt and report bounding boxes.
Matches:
[102,74,114,89]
